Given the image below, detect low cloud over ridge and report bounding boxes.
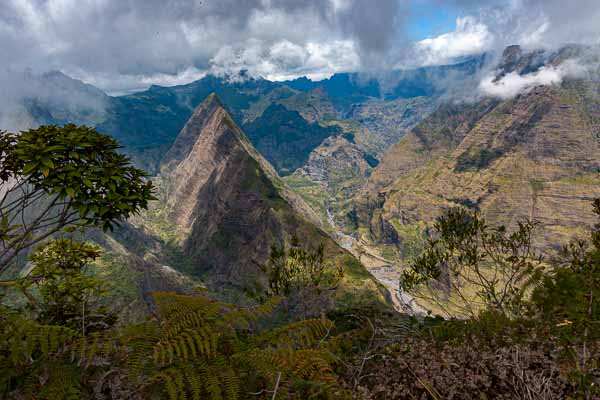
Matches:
[1,0,600,123]
[479,60,588,99]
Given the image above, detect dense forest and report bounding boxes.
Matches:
[1,125,599,399]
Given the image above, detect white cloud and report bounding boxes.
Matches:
[0,0,404,95]
[479,60,588,99]
[452,0,600,53]
[517,20,549,49]
[2,0,600,104]
[415,17,494,66]
[73,67,208,96]
[209,39,360,82]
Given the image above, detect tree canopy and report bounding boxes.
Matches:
[0,124,155,276]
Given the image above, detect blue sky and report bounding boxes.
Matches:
[407,2,461,40]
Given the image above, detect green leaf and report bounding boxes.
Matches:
[41,158,54,169]
[22,162,39,175]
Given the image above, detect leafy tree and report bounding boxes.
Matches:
[261,237,344,298]
[0,124,155,277]
[0,238,117,399]
[258,237,345,319]
[400,208,543,318]
[23,239,117,332]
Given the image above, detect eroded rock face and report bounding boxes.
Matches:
[363,98,500,195]
[161,93,239,234]
[160,93,352,292]
[356,81,600,258]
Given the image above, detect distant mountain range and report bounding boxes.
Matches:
[9,45,600,315]
[6,55,494,314]
[19,56,487,174]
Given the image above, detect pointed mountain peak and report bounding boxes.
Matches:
[202,92,225,108]
[162,93,237,168]
[160,92,283,233]
[190,91,227,119]
[154,94,385,308]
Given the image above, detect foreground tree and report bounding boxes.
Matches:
[359,201,600,399]
[0,124,155,276]
[23,239,117,332]
[258,237,344,318]
[400,208,544,318]
[262,237,343,298]
[530,199,600,393]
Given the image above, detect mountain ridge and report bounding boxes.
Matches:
[13,57,489,172]
[353,81,600,262]
[153,93,387,305]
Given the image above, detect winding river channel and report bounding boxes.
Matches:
[326,206,427,316]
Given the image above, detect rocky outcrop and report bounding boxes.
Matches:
[494,45,546,80]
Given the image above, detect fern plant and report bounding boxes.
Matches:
[1,291,346,399]
[131,291,345,400]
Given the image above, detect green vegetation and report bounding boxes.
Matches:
[557,172,600,185]
[243,103,342,175]
[1,288,346,399]
[382,202,600,398]
[400,207,543,318]
[241,157,285,206]
[389,220,428,261]
[455,146,504,172]
[260,237,343,299]
[530,178,546,192]
[0,226,382,399]
[89,254,147,324]
[24,239,117,331]
[0,124,354,399]
[283,175,330,222]
[0,124,154,278]
[3,123,600,398]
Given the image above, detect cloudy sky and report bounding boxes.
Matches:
[1,0,600,94]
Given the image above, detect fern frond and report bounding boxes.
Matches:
[253,318,334,349]
[197,359,225,400]
[5,317,76,366]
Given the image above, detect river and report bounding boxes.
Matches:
[326,206,427,316]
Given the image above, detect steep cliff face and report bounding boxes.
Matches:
[363,98,500,194]
[159,94,388,302]
[160,93,250,235]
[356,81,600,258]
